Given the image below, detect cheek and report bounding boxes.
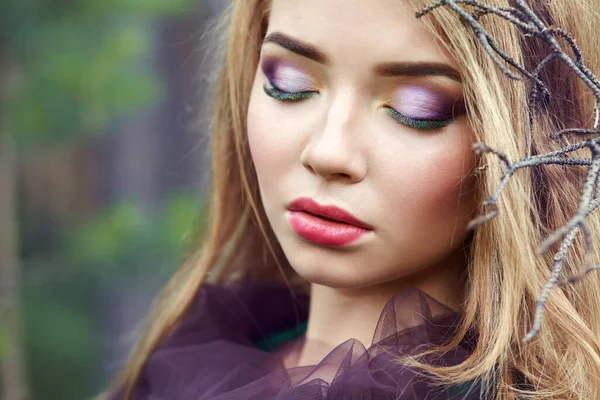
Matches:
[247,96,274,206]
[247,80,313,179]
[248,84,283,170]
[380,127,476,223]
[248,90,277,169]
[247,107,275,176]
[247,86,299,210]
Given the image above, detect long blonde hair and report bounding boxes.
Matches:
[110,1,600,398]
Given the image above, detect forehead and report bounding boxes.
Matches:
[267,0,455,67]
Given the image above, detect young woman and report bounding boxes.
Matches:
[107,0,600,398]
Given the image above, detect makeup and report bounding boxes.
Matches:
[393,84,459,120]
[287,198,373,247]
[261,58,318,101]
[385,83,465,130]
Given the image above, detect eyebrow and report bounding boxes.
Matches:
[375,62,461,82]
[263,32,328,64]
[262,32,462,83]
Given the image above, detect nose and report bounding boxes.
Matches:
[300,91,367,183]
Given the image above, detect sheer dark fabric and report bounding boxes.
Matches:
[109,281,493,399]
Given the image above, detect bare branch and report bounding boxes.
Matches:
[417,0,600,343]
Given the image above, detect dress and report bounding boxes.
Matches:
[109,281,493,399]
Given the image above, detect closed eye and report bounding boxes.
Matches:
[263,80,318,102]
[262,78,456,131]
[384,106,453,131]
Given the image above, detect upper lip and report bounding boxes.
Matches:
[288,197,373,230]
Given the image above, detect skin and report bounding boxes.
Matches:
[246,0,478,367]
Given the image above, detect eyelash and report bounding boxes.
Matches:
[263,81,317,101]
[262,80,453,131]
[383,106,452,130]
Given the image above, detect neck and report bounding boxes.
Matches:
[291,250,467,367]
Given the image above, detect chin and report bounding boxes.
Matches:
[278,241,366,288]
[285,256,390,289]
[277,231,427,290]
[294,268,364,289]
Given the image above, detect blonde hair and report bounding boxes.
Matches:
[109,1,600,399]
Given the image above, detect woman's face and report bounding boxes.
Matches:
[247,0,478,290]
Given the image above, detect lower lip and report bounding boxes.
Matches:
[287,211,371,247]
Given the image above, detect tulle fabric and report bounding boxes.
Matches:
[110,281,491,399]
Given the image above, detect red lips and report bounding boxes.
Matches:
[288,198,373,229]
[286,198,373,247]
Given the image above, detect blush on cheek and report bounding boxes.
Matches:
[247,109,276,212]
[247,91,299,202]
[387,144,475,222]
[423,155,477,223]
[247,89,313,177]
[247,93,281,167]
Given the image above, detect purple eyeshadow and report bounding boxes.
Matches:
[393,85,457,120]
[261,59,314,92]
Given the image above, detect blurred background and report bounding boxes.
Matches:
[0,0,227,399]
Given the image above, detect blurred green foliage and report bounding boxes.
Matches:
[23,193,205,400]
[24,282,99,400]
[0,325,9,360]
[1,0,195,147]
[1,0,207,398]
[65,193,206,281]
